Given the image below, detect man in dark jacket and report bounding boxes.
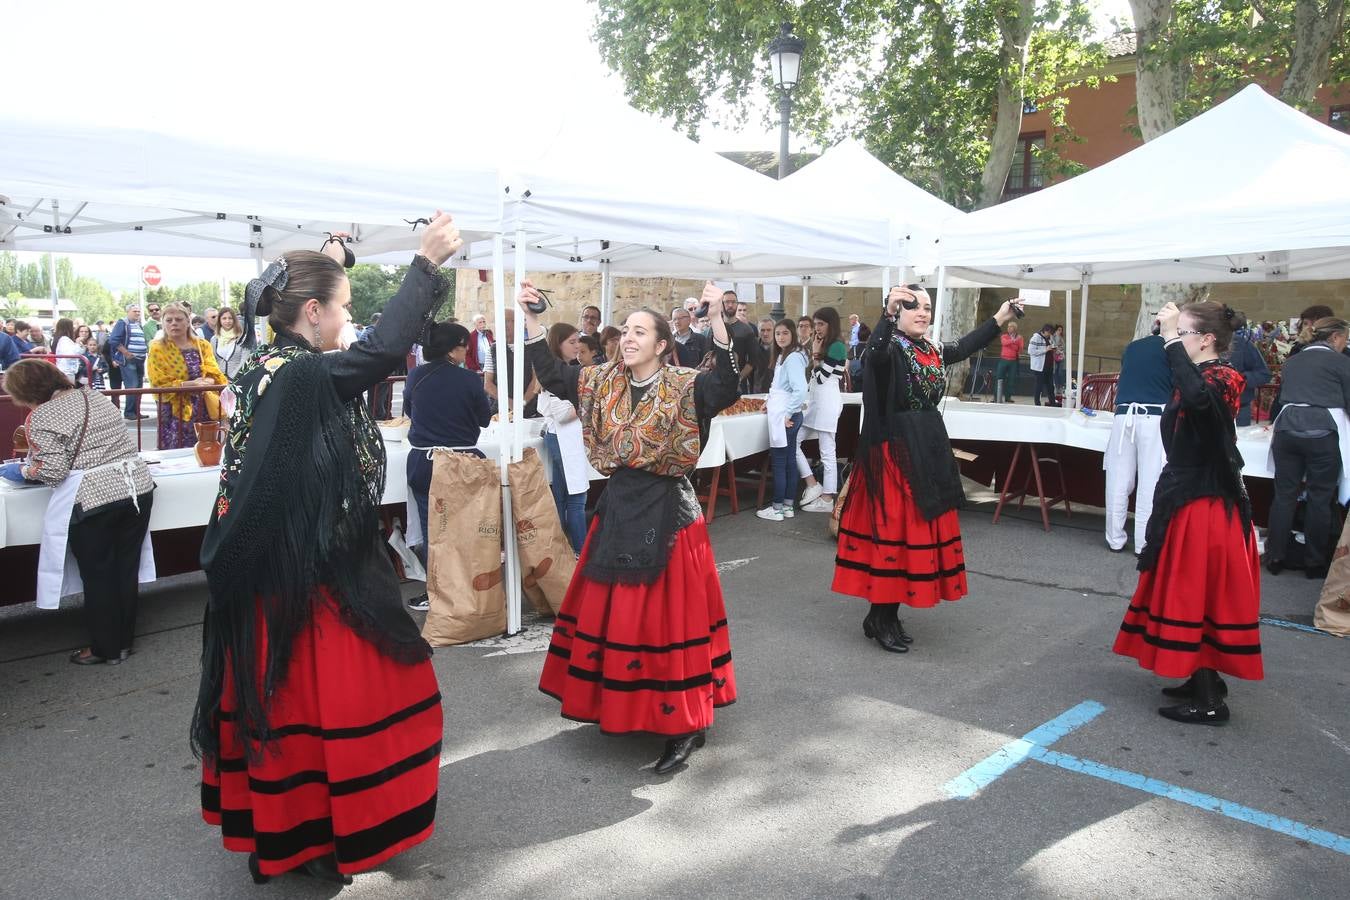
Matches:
[1229,312,1271,426]
[670,305,708,368]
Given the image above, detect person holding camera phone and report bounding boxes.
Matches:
[833,285,1022,653]
[1112,301,1261,726]
[194,212,461,885]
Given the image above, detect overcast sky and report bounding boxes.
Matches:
[7,0,1133,291]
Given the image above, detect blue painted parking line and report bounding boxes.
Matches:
[943,700,1105,799]
[1259,616,1330,636]
[944,701,1350,857]
[1033,748,1350,856]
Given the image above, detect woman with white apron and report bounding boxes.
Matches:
[1263,316,1350,578]
[757,320,809,521]
[797,307,848,513]
[1,359,154,664]
[540,323,592,555]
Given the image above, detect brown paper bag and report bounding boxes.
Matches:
[422,450,507,646]
[508,448,577,615]
[830,466,854,539]
[1315,512,1350,637]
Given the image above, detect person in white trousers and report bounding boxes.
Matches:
[1104,334,1174,554]
[797,308,848,512]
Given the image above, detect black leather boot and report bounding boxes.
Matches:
[299,853,352,885]
[862,604,908,653]
[654,731,707,774]
[247,853,269,885]
[1159,667,1229,725]
[1161,672,1229,700]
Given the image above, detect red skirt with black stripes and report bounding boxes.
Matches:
[540,517,736,736]
[1114,497,1263,680]
[832,453,968,606]
[201,593,443,877]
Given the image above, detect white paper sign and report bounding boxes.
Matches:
[734,282,757,302]
[762,283,781,303]
[1018,289,1051,307]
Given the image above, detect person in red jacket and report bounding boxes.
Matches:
[464,313,494,374]
[995,321,1025,402]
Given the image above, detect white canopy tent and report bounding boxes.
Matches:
[937,84,1350,405]
[0,115,507,264]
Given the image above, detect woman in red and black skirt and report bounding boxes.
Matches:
[519,279,740,775]
[834,286,1022,651]
[1113,301,1261,725]
[193,216,461,884]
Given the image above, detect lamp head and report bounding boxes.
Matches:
[768,22,804,92]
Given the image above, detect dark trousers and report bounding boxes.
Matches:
[1032,366,1058,406]
[1267,432,1341,569]
[994,359,1018,400]
[771,413,804,505]
[67,492,154,659]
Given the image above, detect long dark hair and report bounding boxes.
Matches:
[812,306,841,350]
[548,322,579,360]
[771,319,802,369]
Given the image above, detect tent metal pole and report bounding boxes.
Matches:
[932,265,947,344]
[512,229,527,465]
[801,277,809,317]
[492,235,522,636]
[47,201,60,321]
[1065,288,1076,410]
[1077,273,1090,412]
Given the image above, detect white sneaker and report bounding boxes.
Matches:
[801,482,824,506]
[801,496,834,513]
[781,506,795,519]
[756,506,784,522]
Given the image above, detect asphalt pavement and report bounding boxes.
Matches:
[2,488,1346,899]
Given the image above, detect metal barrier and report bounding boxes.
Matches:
[2,374,409,458]
[18,352,95,385]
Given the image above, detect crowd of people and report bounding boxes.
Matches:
[4,225,1346,886]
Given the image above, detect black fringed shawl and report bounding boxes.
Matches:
[191,259,447,761]
[849,314,1001,527]
[1137,346,1251,572]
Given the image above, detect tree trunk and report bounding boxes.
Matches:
[947,0,1033,393]
[1279,0,1347,110]
[1129,0,1178,142]
[1127,0,1208,337]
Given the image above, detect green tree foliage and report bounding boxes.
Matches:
[592,0,1103,210]
[2,293,34,318]
[346,264,457,325]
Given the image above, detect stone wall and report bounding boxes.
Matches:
[977,279,1350,372]
[454,270,1350,372]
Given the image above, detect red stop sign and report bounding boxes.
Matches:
[142,265,162,287]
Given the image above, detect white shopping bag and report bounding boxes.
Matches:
[387,518,427,582]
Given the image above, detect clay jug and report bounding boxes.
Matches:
[194,421,225,467]
[12,425,28,456]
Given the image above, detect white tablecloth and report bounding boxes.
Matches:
[935,399,1276,479]
[0,424,547,549]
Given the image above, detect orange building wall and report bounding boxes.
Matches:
[1020,69,1350,183]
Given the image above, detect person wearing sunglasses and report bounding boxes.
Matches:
[1113,301,1261,726]
[142,303,162,342]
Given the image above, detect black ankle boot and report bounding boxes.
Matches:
[1159,667,1229,725]
[1161,672,1229,700]
[654,731,707,774]
[299,853,352,885]
[862,604,908,653]
[247,853,269,885]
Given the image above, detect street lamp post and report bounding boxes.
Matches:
[768,21,804,321]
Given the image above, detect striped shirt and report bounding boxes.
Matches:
[125,320,147,358]
[812,340,848,386]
